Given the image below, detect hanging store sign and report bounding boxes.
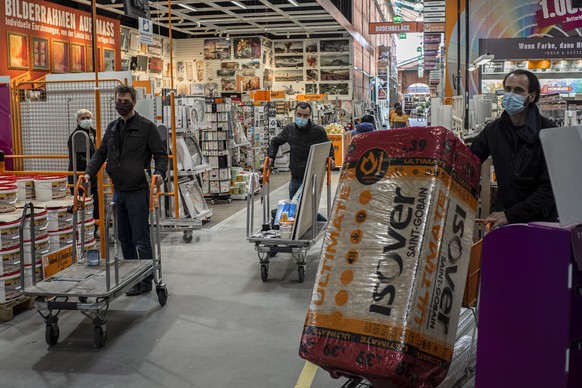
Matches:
[424,44,440,51]
[423,23,446,33]
[535,0,582,32]
[297,94,328,101]
[424,50,439,57]
[424,34,442,44]
[0,0,120,76]
[43,245,73,278]
[369,21,424,34]
[480,37,582,59]
[253,90,271,102]
[270,91,285,99]
[138,16,152,45]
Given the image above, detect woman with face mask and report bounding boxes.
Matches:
[469,69,558,229]
[68,109,100,231]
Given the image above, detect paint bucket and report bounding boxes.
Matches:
[0,185,18,213]
[33,175,67,201]
[0,271,22,303]
[22,208,49,241]
[279,220,295,240]
[16,176,35,201]
[74,196,94,222]
[47,205,73,232]
[49,227,74,251]
[77,218,95,243]
[24,264,43,288]
[23,234,50,266]
[0,245,20,276]
[77,238,96,257]
[0,218,21,251]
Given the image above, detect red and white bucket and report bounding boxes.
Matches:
[0,271,22,303]
[0,185,18,213]
[78,238,96,256]
[23,234,50,266]
[0,218,21,251]
[16,176,35,201]
[77,218,95,243]
[49,227,74,251]
[0,245,20,276]
[33,175,67,201]
[47,205,73,232]
[22,208,49,241]
[24,264,43,287]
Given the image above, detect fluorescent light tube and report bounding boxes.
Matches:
[231,1,247,9]
[178,3,197,12]
[474,54,494,66]
[288,0,300,6]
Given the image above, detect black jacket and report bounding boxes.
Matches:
[268,120,334,180]
[469,105,558,223]
[85,112,168,191]
[67,126,96,185]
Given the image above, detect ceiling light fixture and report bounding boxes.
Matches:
[287,0,300,6]
[468,64,476,72]
[231,1,247,9]
[226,33,230,41]
[178,3,197,12]
[474,53,495,66]
[197,21,201,27]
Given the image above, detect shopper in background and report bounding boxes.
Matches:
[352,114,376,137]
[388,102,401,124]
[469,69,557,229]
[268,101,335,221]
[84,85,168,296]
[68,109,99,229]
[390,106,410,128]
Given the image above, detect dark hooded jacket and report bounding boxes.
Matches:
[352,122,375,136]
[469,105,557,223]
[268,120,334,180]
[67,125,97,185]
[85,112,168,191]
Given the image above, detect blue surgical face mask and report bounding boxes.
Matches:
[502,92,530,116]
[295,117,309,127]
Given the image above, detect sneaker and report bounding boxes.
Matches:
[125,283,153,296]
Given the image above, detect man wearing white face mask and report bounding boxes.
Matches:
[68,109,99,223]
[469,69,557,229]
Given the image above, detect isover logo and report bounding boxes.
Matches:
[355,148,390,185]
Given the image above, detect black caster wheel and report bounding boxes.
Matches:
[156,285,168,306]
[260,264,268,282]
[298,266,305,283]
[79,297,88,303]
[94,325,107,348]
[227,199,232,204]
[210,200,215,205]
[45,323,59,346]
[182,231,193,243]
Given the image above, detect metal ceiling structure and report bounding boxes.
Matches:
[66,0,348,39]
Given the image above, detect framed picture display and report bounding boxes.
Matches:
[120,27,130,51]
[86,46,101,72]
[103,49,115,71]
[233,37,261,59]
[7,32,29,70]
[70,43,85,72]
[31,36,50,71]
[52,40,69,73]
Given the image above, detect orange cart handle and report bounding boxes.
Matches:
[149,174,163,212]
[263,157,271,184]
[327,157,332,186]
[73,176,88,212]
[476,219,494,233]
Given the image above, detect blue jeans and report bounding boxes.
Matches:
[113,189,153,287]
[289,176,326,222]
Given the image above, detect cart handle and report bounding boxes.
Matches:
[73,175,88,212]
[149,174,163,212]
[327,157,332,186]
[263,157,271,184]
[476,219,494,234]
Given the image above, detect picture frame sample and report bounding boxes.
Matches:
[175,60,186,80]
[306,55,317,67]
[190,83,205,95]
[52,40,69,73]
[149,57,163,74]
[305,41,318,53]
[162,40,172,57]
[8,32,29,70]
[319,82,350,95]
[137,55,148,71]
[320,54,350,67]
[233,37,261,59]
[238,69,255,76]
[263,69,273,89]
[149,38,162,56]
[274,70,304,82]
[320,39,350,53]
[274,41,303,54]
[221,77,236,92]
[186,61,195,81]
[120,27,130,51]
[241,60,261,69]
[274,55,304,68]
[103,49,115,71]
[31,36,49,71]
[235,75,260,92]
[221,62,238,70]
[86,46,101,72]
[306,84,318,94]
[129,32,140,52]
[306,69,319,82]
[70,43,85,72]
[320,69,350,81]
[204,39,231,60]
[217,69,235,77]
[204,82,219,97]
[130,56,138,71]
[121,58,130,71]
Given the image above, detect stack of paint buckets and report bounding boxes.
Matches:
[0,175,22,303]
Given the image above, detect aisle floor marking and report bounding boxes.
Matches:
[295,361,318,388]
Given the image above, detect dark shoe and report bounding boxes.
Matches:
[125,283,153,296]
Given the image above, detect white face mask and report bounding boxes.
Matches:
[79,119,92,129]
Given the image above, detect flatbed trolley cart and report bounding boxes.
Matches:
[20,176,168,348]
[246,157,332,282]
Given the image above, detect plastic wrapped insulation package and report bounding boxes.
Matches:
[299,127,481,388]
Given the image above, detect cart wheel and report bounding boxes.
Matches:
[227,199,232,204]
[298,266,305,283]
[211,200,215,205]
[260,265,269,282]
[45,323,59,346]
[156,285,169,306]
[182,231,193,243]
[94,325,107,348]
[79,297,88,303]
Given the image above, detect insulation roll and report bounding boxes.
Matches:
[431,98,441,126]
[441,105,453,130]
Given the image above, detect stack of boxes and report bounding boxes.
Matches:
[230,168,259,198]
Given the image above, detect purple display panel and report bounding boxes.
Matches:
[0,84,13,170]
[476,223,582,387]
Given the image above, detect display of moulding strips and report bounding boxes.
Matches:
[299,126,481,388]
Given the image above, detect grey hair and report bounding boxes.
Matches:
[76,109,93,121]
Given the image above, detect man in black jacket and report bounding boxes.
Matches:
[470,69,557,229]
[268,102,334,221]
[85,85,168,296]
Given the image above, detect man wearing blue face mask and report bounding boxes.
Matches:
[469,69,557,229]
[268,102,335,211]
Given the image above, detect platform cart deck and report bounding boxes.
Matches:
[246,156,332,282]
[20,177,168,348]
